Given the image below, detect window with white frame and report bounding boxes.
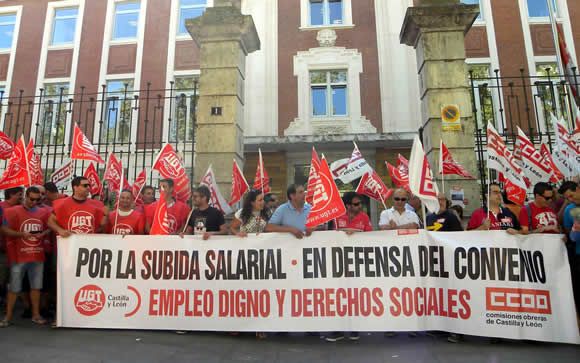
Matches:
[113,1,140,40]
[0,14,16,50]
[309,0,343,26]
[51,7,78,45]
[178,0,207,35]
[310,70,347,117]
[527,0,558,18]
[535,63,569,126]
[39,83,70,145]
[468,64,497,128]
[170,76,198,142]
[101,80,134,143]
[460,0,483,21]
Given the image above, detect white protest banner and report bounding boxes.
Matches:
[58,231,580,345]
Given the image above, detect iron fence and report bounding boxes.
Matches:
[0,80,199,195]
[470,65,579,205]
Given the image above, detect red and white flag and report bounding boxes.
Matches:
[336,142,373,184]
[305,147,321,205]
[486,122,527,188]
[516,127,553,185]
[83,163,102,196]
[152,143,192,202]
[103,152,123,193]
[557,24,579,108]
[253,148,270,194]
[229,159,249,206]
[149,192,170,235]
[306,155,346,228]
[132,169,147,202]
[355,170,392,206]
[551,114,577,177]
[200,165,233,215]
[70,124,104,163]
[439,141,475,179]
[26,139,44,186]
[330,158,349,180]
[0,136,30,190]
[50,159,73,189]
[0,131,14,160]
[408,135,439,214]
[540,143,564,183]
[505,179,527,206]
[386,154,410,190]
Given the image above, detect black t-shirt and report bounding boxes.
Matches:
[427,210,464,232]
[188,207,225,234]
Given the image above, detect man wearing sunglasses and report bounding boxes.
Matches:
[519,182,560,235]
[379,189,420,230]
[0,187,50,327]
[48,177,106,237]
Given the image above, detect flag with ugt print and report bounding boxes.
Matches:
[70,124,104,163]
[439,141,475,179]
[0,136,30,190]
[132,169,147,205]
[253,148,270,194]
[149,192,170,235]
[0,131,14,160]
[355,170,392,205]
[408,135,439,214]
[103,153,123,194]
[306,155,346,228]
[386,154,410,190]
[83,163,102,196]
[26,139,44,186]
[152,143,192,202]
[229,160,249,206]
[305,147,321,205]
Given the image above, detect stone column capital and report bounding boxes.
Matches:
[186,6,260,55]
[400,3,479,48]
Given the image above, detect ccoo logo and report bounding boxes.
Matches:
[74,284,105,316]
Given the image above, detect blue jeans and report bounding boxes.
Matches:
[10,262,43,293]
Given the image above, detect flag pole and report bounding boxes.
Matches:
[547,0,564,77]
[440,139,445,197]
[421,203,427,230]
[259,148,265,195]
[113,170,123,234]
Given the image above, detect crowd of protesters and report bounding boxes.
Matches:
[0,177,578,343]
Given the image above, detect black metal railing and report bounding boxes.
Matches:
[0,80,199,195]
[470,66,579,205]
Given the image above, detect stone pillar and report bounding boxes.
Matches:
[187,0,260,197]
[400,0,481,215]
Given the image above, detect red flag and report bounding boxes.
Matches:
[253,148,270,193]
[26,139,44,185]
[505,179,526,206]
[149,192,170,235]
[152,143,191,202]
[540,144,564,183]
[440,141,475,179]
[70,124,104,163]
[355,170,393,205]
[132,169,147,201]
[103,153,123,193]
[386,154,410,190]
[0,131,14,160]
[0,136,30,190]
[306,155,346,228]
[83,163,102,196]
[229,159,249,206]
[557,24,579,107]
[305,147,321,205]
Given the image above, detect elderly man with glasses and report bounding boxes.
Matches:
[519,182,560,235]
[379,188,420,230]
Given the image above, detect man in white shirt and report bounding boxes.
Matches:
[379,189,420,230]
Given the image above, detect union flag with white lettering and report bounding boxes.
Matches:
[306,155,346,228]
[70,124,104,163]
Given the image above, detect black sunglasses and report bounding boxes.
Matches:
[394,197,407,202]
[29,197,41,202]
[541,194,553,200]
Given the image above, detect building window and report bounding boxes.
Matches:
[101,80,134,143]
[310,70,347,117]
[527,0,557,18]
[468,64,496,128]
[536,63,568,125]
[170,76,198,142]
[113,1,140,40]
[309,0,343,26]
[178,0,206,35]
[39,83,70,145]
[51,8,78,45]
[460,0,483,21]
[0,14,16,50]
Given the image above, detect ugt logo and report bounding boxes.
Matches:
[74,284,105,316]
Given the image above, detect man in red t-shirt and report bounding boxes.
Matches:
[519,182,560,234]
[48,177,105,237]
[145,179,190,234]
[467,183,520,234]
[107,190,145,235]
[335,192,372,234]
[0,187,24,263]
[0,186,50,327]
